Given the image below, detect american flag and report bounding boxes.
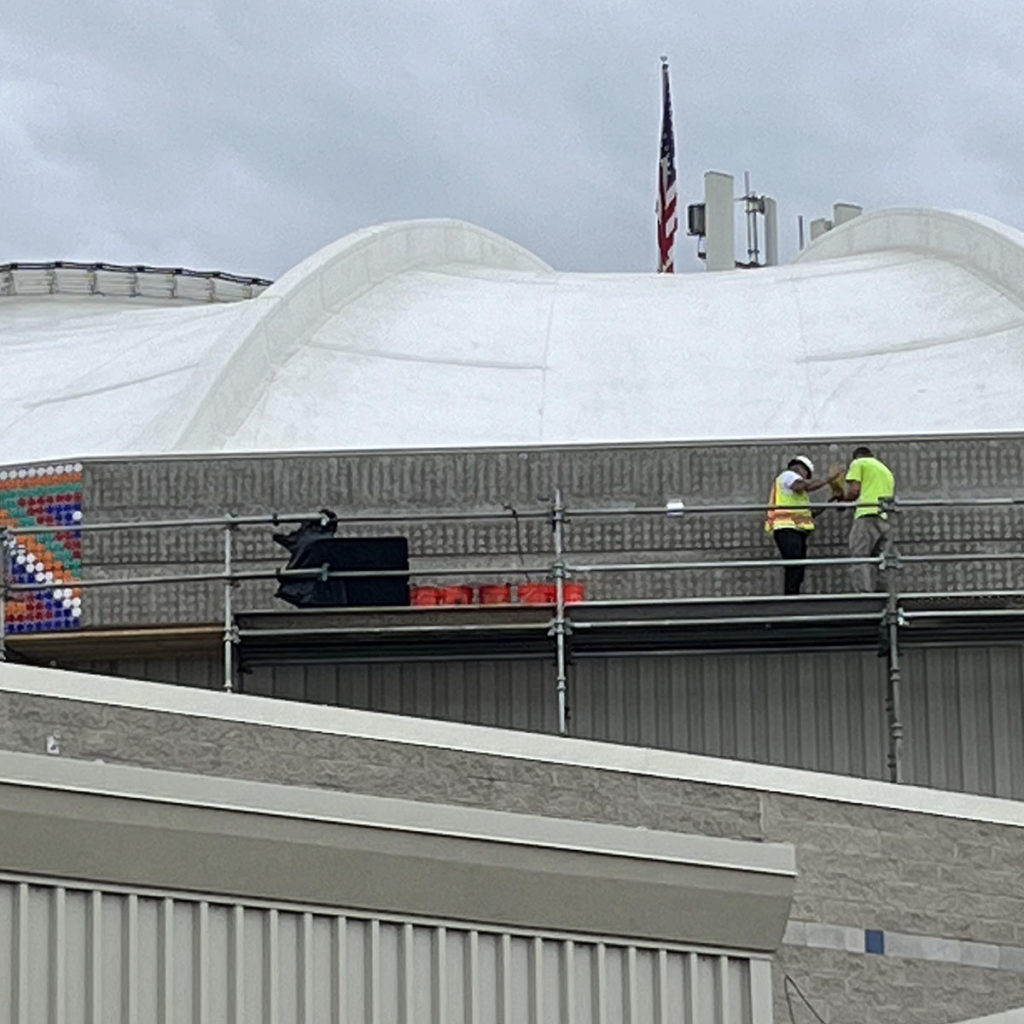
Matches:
[656,59,677,273]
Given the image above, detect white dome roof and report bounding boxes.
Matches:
[4,210,1024,463]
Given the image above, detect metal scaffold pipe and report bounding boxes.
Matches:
[551,488,570,737]
[222,519,236,693]
[572,611,883,629]
[6,507,549,538]
[238,621,553,638]
[883,506,904,784]
[0,528,8,663]
[570,555,881,573]
[3,493,1022,540]
[887,616,905,784]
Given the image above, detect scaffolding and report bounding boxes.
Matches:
[2,493,1024,784]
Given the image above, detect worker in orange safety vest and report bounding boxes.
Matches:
[764,455,840,595]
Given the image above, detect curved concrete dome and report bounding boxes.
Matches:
[3,211,1024,463]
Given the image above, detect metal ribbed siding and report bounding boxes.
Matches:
[235,651,889,780]
[245,659,559,733]
[73,655,223,691]
[903,645,1024,797]
[572,652,888,778]
[0,875,768,1024]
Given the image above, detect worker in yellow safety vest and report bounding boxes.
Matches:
[764,455,838,595]
[842,445,896,592]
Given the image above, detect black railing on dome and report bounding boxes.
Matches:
[0,260,273,300]
[0,260,273,286]
[2,493,1024,786]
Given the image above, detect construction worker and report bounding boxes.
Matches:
[843,445,895,592]
[764,455,837,595]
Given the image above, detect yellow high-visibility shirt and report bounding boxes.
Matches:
[846,457,894,518]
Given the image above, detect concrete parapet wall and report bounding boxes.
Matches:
[73,434,1024,626]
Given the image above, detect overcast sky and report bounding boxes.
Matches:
[2,2,1020,278]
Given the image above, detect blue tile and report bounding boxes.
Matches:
[865,929,885,955]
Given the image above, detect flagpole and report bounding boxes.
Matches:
[656,56,678,274]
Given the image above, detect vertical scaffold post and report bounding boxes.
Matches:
[0,527,8,663]
[551,489,569,736]
[882,498,904,783]
[222,518,237,693]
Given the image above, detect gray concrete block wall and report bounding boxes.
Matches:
[0,691,762,840]
[70,434,1024,626]
[773,947,1024,1024]
[3,686,1024,1020]
[766,786,1024,1020]
[763,795,1024,945]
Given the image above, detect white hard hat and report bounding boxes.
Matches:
[790,455,814,475]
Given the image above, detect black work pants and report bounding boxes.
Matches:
[773,528,809,595]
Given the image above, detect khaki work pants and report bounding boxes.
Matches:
[849,515,889,592]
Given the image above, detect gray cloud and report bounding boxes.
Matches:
[2,1,1022,278]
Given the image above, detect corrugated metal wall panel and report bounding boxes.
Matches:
[903,645,1024,799]
[70,654,222,690]
[233,651,890,781]
[241,658,560,733]
[0,875,768,1024]
[571,652,889,779]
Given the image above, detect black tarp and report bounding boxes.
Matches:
[272,512,347,608]
[273,512,410,608]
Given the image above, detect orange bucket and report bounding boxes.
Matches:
[518,582,556,604]
[563,582,585,604]
[438,584,474,605]
[410,585,442,606]
[478,583,512,605]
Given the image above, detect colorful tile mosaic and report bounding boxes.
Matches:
[1,464,83,632]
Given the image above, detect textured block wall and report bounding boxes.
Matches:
[2,684,1024,1023]
[65,434,1024,626]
